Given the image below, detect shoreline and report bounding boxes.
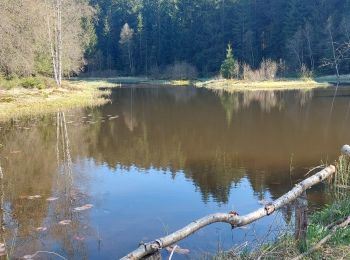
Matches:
[195,78,330,92]
[0,75,348,122]
[0,79,117,122]
[214,198,350,259]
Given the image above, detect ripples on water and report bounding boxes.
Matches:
[0,85,350,259]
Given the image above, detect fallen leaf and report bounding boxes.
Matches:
[74,235,85,241]
[74,204,93,212]
[10,150,21,154]
[0,243,6,256]
[27,195,41,200]
[165,245,190,255]
[59,220,71,225]
[46,197,59,201]
[35,227,47,232]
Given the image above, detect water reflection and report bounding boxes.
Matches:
[0,86,350,258]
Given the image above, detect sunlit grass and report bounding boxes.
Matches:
[170,80,192,86]
[72,77,194,86]
[0,79,111,122]
[196,78,329,92]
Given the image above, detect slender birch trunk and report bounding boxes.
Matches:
[45,0,58,85]
[327,21,340,79]
[57,0,62,86]
[46,0,62,87]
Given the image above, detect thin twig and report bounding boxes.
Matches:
[304,165,325,177]
[24,250,67,260]
[168,245,177,260]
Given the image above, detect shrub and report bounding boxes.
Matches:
[20,77,45,89]
[242,59,278,81]
[300,64,313,79]
[261,59,278,80]
[163,61,198,79]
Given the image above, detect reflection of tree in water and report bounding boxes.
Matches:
[218,92,239,126]
[72,87,334,206]
[296,90,314,107]
[216,89,315,125]
[0,114,94,259]
[0,86,339,255]
[184,152,246,203]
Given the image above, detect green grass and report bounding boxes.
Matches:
[213,198,350,259]
[0,75,57,90]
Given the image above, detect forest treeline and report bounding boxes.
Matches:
[1,0,350,79]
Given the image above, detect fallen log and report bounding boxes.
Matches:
[121,165,335,260]
[341,144,350,156]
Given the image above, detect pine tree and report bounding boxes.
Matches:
[220,44,239,79]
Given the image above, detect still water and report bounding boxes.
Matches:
[0,85,350,259]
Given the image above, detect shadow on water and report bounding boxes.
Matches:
[0,85,350,258]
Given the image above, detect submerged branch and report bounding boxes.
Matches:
[122,165,335,259]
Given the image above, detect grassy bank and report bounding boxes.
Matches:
[71,77,193,86]
[195,78,329,92]
[213,198,350,260]
[0,77,116,122]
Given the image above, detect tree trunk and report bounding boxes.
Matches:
[57,0,62,86]
[45,0,58,85]
[122,165,335,260]
[328,24,340,80]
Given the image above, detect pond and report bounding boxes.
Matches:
[0,85,349,259]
